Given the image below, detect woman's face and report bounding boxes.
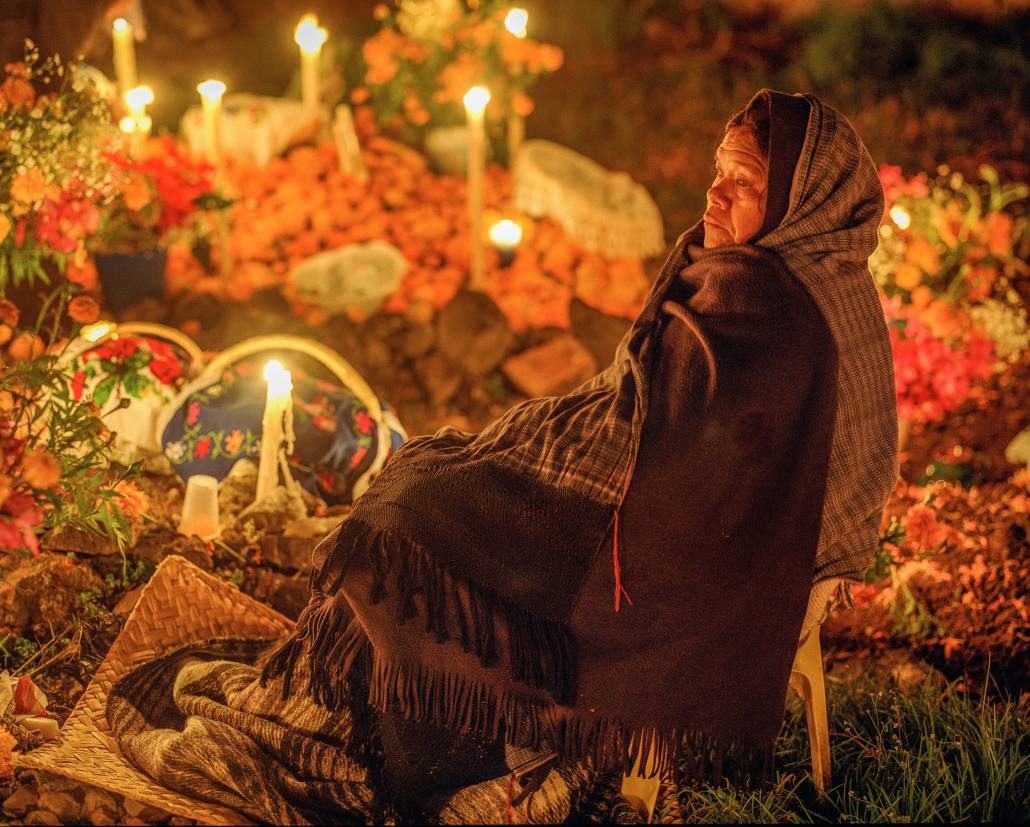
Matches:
[703,126,769,248]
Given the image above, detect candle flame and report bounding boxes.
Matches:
[113,17,129,32]
[197,79,226,100]
[295,14,328,53]
[82,322,114,343]
[124,85,153,109]
[505,8,528,37]
[264,360,293,393]
[119,115,136,133]
[264,360,285,380]
[889,206,911,230]
[464,86,490,114]
[489,219,523,248]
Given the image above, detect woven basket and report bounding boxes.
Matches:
[16,555,295,825]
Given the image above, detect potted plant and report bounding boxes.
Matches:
[88,137,219,313]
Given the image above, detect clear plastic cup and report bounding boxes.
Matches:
[178,474,220,540]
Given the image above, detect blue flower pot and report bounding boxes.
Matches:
[94,249,167,314]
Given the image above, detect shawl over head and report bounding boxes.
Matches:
[263,91,897,784]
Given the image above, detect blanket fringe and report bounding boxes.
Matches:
[310,518,578,706]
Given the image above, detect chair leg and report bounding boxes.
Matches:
[621,736,661,823]
[788,628,831,792]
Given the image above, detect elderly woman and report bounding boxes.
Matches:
[109,90,897,824]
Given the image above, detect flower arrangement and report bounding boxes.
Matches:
[881,293,995,423]
[0,283,145,556]
[353,0,564,142]
[872,164,1030,423]
[0,46,120,290]
[88,137,218,255]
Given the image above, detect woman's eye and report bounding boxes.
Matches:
[737,178,750,187]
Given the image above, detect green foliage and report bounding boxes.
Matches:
[0,282,143,555]
[673,674,1030,823]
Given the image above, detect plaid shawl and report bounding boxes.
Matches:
[262,92,895,789]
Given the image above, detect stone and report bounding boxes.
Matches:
[2,783,40,818]
[112,584,144,616]
[501,334,599,399]
[1,554,105,642]
[123,798,170,821]
[398,321,436,359]
[83,788,120,827]
[569,298,633,371]
[437,291,516,378]
[35,790,83,823]
[415,352,463,407]
[257,515,339,572]
[242,568,311,621]
[236,486,307,534]
[39,527,123,556]
[23,810,62,826]
[134,532,214,572]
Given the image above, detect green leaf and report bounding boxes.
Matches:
[93,374,119,408]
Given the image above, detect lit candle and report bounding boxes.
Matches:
[112,18,137,97]
[489,219,523,267]
[123,85,152,157]
[505,8,528,37]
[256,360,296,504]
[464,85,490,290]
[504,10,528,165]
[295,14,328,110]
[197,79,226,164]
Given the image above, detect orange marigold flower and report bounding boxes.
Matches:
[0,327,12,347]
[373,3,389,20]
[111,480,149,522]
[0,728,16,782]
[904,503,950,551]
[0,213,10,242]
[1,74,34,111]
[10,168,47,205]
[7,332,43,361]
[67,295,100,324]
[512,92,534,117]
[65,258,99,291]
[21,448,61,489]
[119,169,153,212]
[0,299,20,327]
[538,44,564,72]
[350,86,371,104]
[985,211,1014,258]
[893,261,922,292]
[904,237,940,276]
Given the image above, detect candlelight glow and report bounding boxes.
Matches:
[890,206,911,230]
[113,17,128,33]
[197,79,226,100]
[119,115,136,133]
[489,219,523,249]
[295,14,328,54]
[505,8,528,37]
[82,322,114,343]
[264,359,291,388]
[464,86,490,114]
[124,86,153,110]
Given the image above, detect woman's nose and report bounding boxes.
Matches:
[707,179,729,207]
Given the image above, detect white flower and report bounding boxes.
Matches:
[970,298,1030,363]
[396,0,462,42]
[164,441,187,461]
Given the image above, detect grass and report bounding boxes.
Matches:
[671,671,1030,823]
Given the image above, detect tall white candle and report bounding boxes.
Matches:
[295,14,328,110]
[464,85,490,291]
[196,80,226,164]
[112,18,137,97]
[256,360,294,504]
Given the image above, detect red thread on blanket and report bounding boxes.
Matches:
[613,476,634,612]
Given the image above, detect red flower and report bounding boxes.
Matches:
[149,357,184,386]
[187,400,201,426]
[349,446,367,469]
[91,336,138,361]
[70,370,87,402]
[355,409,374,435]
[194,437,212,460]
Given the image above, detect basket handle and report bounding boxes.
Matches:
[198,335,390,497]
[84,322,207,377]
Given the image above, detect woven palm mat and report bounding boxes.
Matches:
[16,554,295,826]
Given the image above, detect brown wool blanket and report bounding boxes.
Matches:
[259,231,839,787]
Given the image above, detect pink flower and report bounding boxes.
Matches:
[187,401,201,426]
[904,504,950,551]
